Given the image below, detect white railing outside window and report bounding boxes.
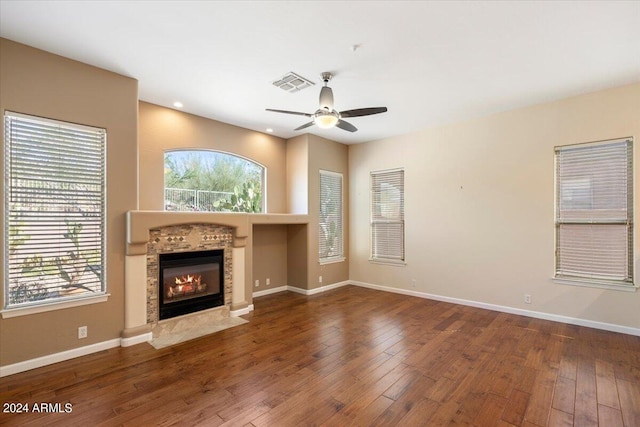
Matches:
[164,188,233,211]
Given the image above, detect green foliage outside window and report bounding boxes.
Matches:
[164,151,264,213]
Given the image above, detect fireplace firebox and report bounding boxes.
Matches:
[158,250,224,320]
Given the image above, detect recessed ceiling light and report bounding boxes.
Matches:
[173,101,183,108]
[266,128,273,133]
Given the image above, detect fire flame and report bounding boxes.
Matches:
[175,274,196,285]
[167,274,206,298]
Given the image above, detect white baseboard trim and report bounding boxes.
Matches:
[253,286,288,298]
[349,280,640,337]
[230,304,254,317]
[286,286,308,295]
[288,280,350,296]
[0,338,122,378]
[252,281,350,297]
[120,332,153,348]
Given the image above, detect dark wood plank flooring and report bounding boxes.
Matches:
[1,286,639,426]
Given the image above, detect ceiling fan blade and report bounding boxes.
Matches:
[339,107,388,118]
[335,120,357,132]
[266,108,313,117]
[294,121,315,131]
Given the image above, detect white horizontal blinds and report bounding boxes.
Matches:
[319,170,343,261]
[5,113,107,307]
[555,138,633,284]
[371,169,404,262]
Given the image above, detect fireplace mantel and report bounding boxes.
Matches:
[126,211,251,255]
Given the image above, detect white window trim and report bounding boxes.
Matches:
[369,258,406,267]
[553,137,634,290]
[319,257,346,266]
[370,168,405,266]
[4,112,108,310]
[1,293,110,319]
[319,169,345,264]
[552,277,637,292]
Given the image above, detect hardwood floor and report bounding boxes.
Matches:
[1,286,639,426]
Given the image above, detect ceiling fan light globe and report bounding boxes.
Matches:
[314,114,339,129]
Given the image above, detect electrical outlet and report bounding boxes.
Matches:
[255,279,259,288]
[78,326,87,339]
[411,279,417,288]
[266,278,270,286]
[524,294,532,304]
[319,276,323,284]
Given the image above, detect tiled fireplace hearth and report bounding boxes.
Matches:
[123,211,251,345]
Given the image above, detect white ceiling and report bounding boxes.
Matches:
[1,1,639,144]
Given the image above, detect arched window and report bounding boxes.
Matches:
[164,150,265,213]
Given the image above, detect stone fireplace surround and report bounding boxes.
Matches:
[123,211,249,344]
[123,210,307,346]
[148,225,232,323]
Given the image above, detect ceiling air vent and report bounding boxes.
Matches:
[272,72,315,93]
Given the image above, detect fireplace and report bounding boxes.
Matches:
[158,249,224,320]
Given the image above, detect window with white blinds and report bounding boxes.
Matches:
[555,138,633,287]
[371,168,405,263]
[4,112,107,308]
[319,170,344,263]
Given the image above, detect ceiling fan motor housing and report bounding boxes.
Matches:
[319,86,334,110]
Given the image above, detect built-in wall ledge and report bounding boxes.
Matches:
[248,213,309,225]
[126,211,309,256]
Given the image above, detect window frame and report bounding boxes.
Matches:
[3,112,108,314]
[318,169,345,264]
[370,168,405,265]
[554,137,635,291]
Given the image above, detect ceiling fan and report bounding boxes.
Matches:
[266,72,387,132]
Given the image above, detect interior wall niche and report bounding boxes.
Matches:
[146,224,233,324]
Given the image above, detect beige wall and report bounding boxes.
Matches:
[287,224,308,288]
[349,83,640,329]
[307,135,350,289]
[0,39,138,365]
[283,133,350,290]
[138,102,287,213]
[138,102,295,301]
[286,134,309,214]
[252,224,288,291]
[284,135,310,288]
[282,133,351,290]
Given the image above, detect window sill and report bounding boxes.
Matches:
[553,277,637,292]
[319,257,346,265]
[1,293,110,319]
[369,258,406,267]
